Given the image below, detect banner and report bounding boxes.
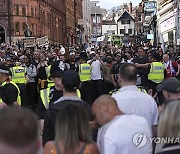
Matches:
[36,36,49,47]
[22,37,36,48]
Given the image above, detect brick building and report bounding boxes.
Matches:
[66,0,83,45]
[0,0,66,45]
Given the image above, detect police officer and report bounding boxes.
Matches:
[79,52,92,104]
[0,64,21,106]
[147,52,165,105]
[10,61,27,107]
[36,60,64,121]
[45,65,55,88]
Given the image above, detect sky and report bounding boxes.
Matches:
[94,0,142,10]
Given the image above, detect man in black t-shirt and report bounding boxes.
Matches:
[133,47,149,88]
[110,54,123,88]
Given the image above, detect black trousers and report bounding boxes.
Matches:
[149,80,165,106]
[104,81,114,94]
[26,82,38,111]
[80,81,92,105]
[91,80,104,102]
[17,83,28,107]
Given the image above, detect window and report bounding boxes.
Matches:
[32,23,34,34]
[22,22,26,31]
[0,5,4,13]
[15,22,20,32]
[120,29,125,34]
[14,4,19,15]
[128,29,132,34]
[34,7,37,17]
[121,19,130,24]
[97,16,101,23]
[22,6,26,16]
[31,7,34,17]
[93,16,96,23]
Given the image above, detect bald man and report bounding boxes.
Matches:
[92,95,152,154]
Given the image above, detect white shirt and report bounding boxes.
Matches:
[97,115,152,154]
[112,85,158,128]
[88,60,102,80]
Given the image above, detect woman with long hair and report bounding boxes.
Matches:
[157,99,180,154]
[43,103,99,154]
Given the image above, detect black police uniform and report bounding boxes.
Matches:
[36,86,63,119]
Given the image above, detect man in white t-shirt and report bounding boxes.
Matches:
[92,95,152,154]
[112,63,158,130]
[88,51,103,101]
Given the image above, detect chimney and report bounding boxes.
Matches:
[129,1,132,14]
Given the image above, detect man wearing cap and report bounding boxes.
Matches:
[0,64,21,106]
[157,77,180,103]
[88,51,104,101]
[37,60,64,129]
[43,70,92,145]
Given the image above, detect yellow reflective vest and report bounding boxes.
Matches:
[110,86,147,95]
[45,65,55,88]
[148,62,164,83]
[79,63,91,82]
[0,81,21,105]
[11,66,26,84]
[40,88,81,109]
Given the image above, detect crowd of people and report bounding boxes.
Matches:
[0,42,180,154]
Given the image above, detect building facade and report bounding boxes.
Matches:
[90,1,103,43]
[78,0,91,44]
[66,0,83,45]
[117,10,135,43]
[157,0,179,48]
[0,0,66,45]
[102,20,117,36]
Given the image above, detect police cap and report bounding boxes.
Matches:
[50,60,64,77]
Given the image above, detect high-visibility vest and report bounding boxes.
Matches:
[110,86,147,95]
[45,65,55,88]
[0,81,21,105]
[11,66,26,84]
[40,88,50,109]
[79,63,91,82]
[148,62,164,83]
[40,88,81,109]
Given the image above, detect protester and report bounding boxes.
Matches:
[43,104,99,154]
[43,70,92,146]
[0,107,39,154]
[157,77,180,104]
[112,63,158,130]
[157,99,180,154]
[92,95,152,154]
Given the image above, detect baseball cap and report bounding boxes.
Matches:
[62,70,80,90]
[50,60,64,77]
[157,77,180,93]
[90,51,96,55]
[0,64,10,74]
